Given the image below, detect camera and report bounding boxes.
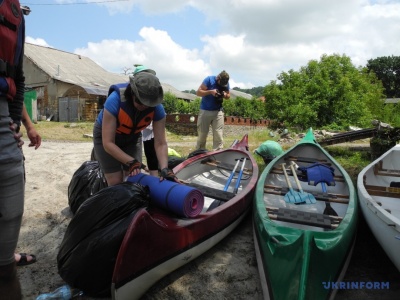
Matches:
[215,90,224,98]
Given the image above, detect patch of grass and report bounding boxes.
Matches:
[325,146,370,183]
[21,121,95,142]
[23,121,373,181]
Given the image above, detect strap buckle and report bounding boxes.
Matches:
[0,59,16,78]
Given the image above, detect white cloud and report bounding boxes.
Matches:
[74,27,210,90]
[25,37,51,47]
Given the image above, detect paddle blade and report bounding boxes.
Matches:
[284,188,305,204]
[323,202,338,216]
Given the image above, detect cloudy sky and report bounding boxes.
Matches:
[22,0,400,91]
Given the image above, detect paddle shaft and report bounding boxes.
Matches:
[224,158,241,191]
[281,163,293,189]
[234,158,247,194]
[289,162,304,192]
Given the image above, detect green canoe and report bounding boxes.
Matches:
[253,128,358,300]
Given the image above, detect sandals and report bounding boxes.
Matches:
[16,253,37,266]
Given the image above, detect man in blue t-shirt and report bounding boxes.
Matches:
[195,70,231,150]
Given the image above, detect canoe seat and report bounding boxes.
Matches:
[373,161,400,177]
[201,159,252,175]
[286,156,332,166]
[186,182,236,201]
[264,185,349,204]
[365,184,400,199]
[266,207,342,229]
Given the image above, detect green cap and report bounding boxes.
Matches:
[133,65,156,75]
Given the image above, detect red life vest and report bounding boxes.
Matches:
[0,0,24,100]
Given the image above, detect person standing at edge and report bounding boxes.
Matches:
[195,70,230,150]
[0,1,26,298]
[93,71,180,186]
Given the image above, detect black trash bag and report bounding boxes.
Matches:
[68,161,108,214]
[168,156,185,169]
[58,182,150,297]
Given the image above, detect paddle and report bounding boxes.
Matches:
[281,163,303,204]
[234,158,247,194]
[224,158,242,191]
[289,162,316,204]
[321,182,338,216]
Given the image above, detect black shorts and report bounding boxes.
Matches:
[143,138,158,171]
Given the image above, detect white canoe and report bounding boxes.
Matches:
[357,144,400,272]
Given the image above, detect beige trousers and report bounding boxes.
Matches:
[196,109,224,150]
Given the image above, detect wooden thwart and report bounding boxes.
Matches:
[186,182,236,201]
[285,156,332,166]
[270,167,344,182]
[201,159,252,175]
[365,183,400,199]
[266,206,342,229]
[373,161,400,177]
[264,184,349,204]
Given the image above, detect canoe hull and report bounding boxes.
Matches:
[112,135,259,300]
[357,144,400,272]
[253,129,357,300]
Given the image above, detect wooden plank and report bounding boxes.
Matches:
[373,161,400,177]
[265,184,350,199]
[365,184,400,199]
[266,206,343,221]
[264,185,349,204]
[286,156,332,166]
[201,159,252,175]
[265,207,341,229]
[270,168,344,182]
[185,182,236,201]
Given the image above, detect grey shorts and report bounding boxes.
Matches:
[93,123,142,173]
[0,100,25,266]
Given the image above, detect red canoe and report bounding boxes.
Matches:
[111,134,259,299]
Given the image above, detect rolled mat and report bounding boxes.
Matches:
[127,173,204,218]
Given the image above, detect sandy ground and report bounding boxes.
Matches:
[18,141,263,300]
[17,141,400,300]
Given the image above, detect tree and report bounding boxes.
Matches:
[264,54,385,129]
[367,56,400,98]
[122,67,132,75]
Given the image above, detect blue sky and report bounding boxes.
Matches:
[21,0,400,91]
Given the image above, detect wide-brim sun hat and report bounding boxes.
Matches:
[129,72,164,107]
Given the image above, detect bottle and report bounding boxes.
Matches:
[35,284,83,300]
